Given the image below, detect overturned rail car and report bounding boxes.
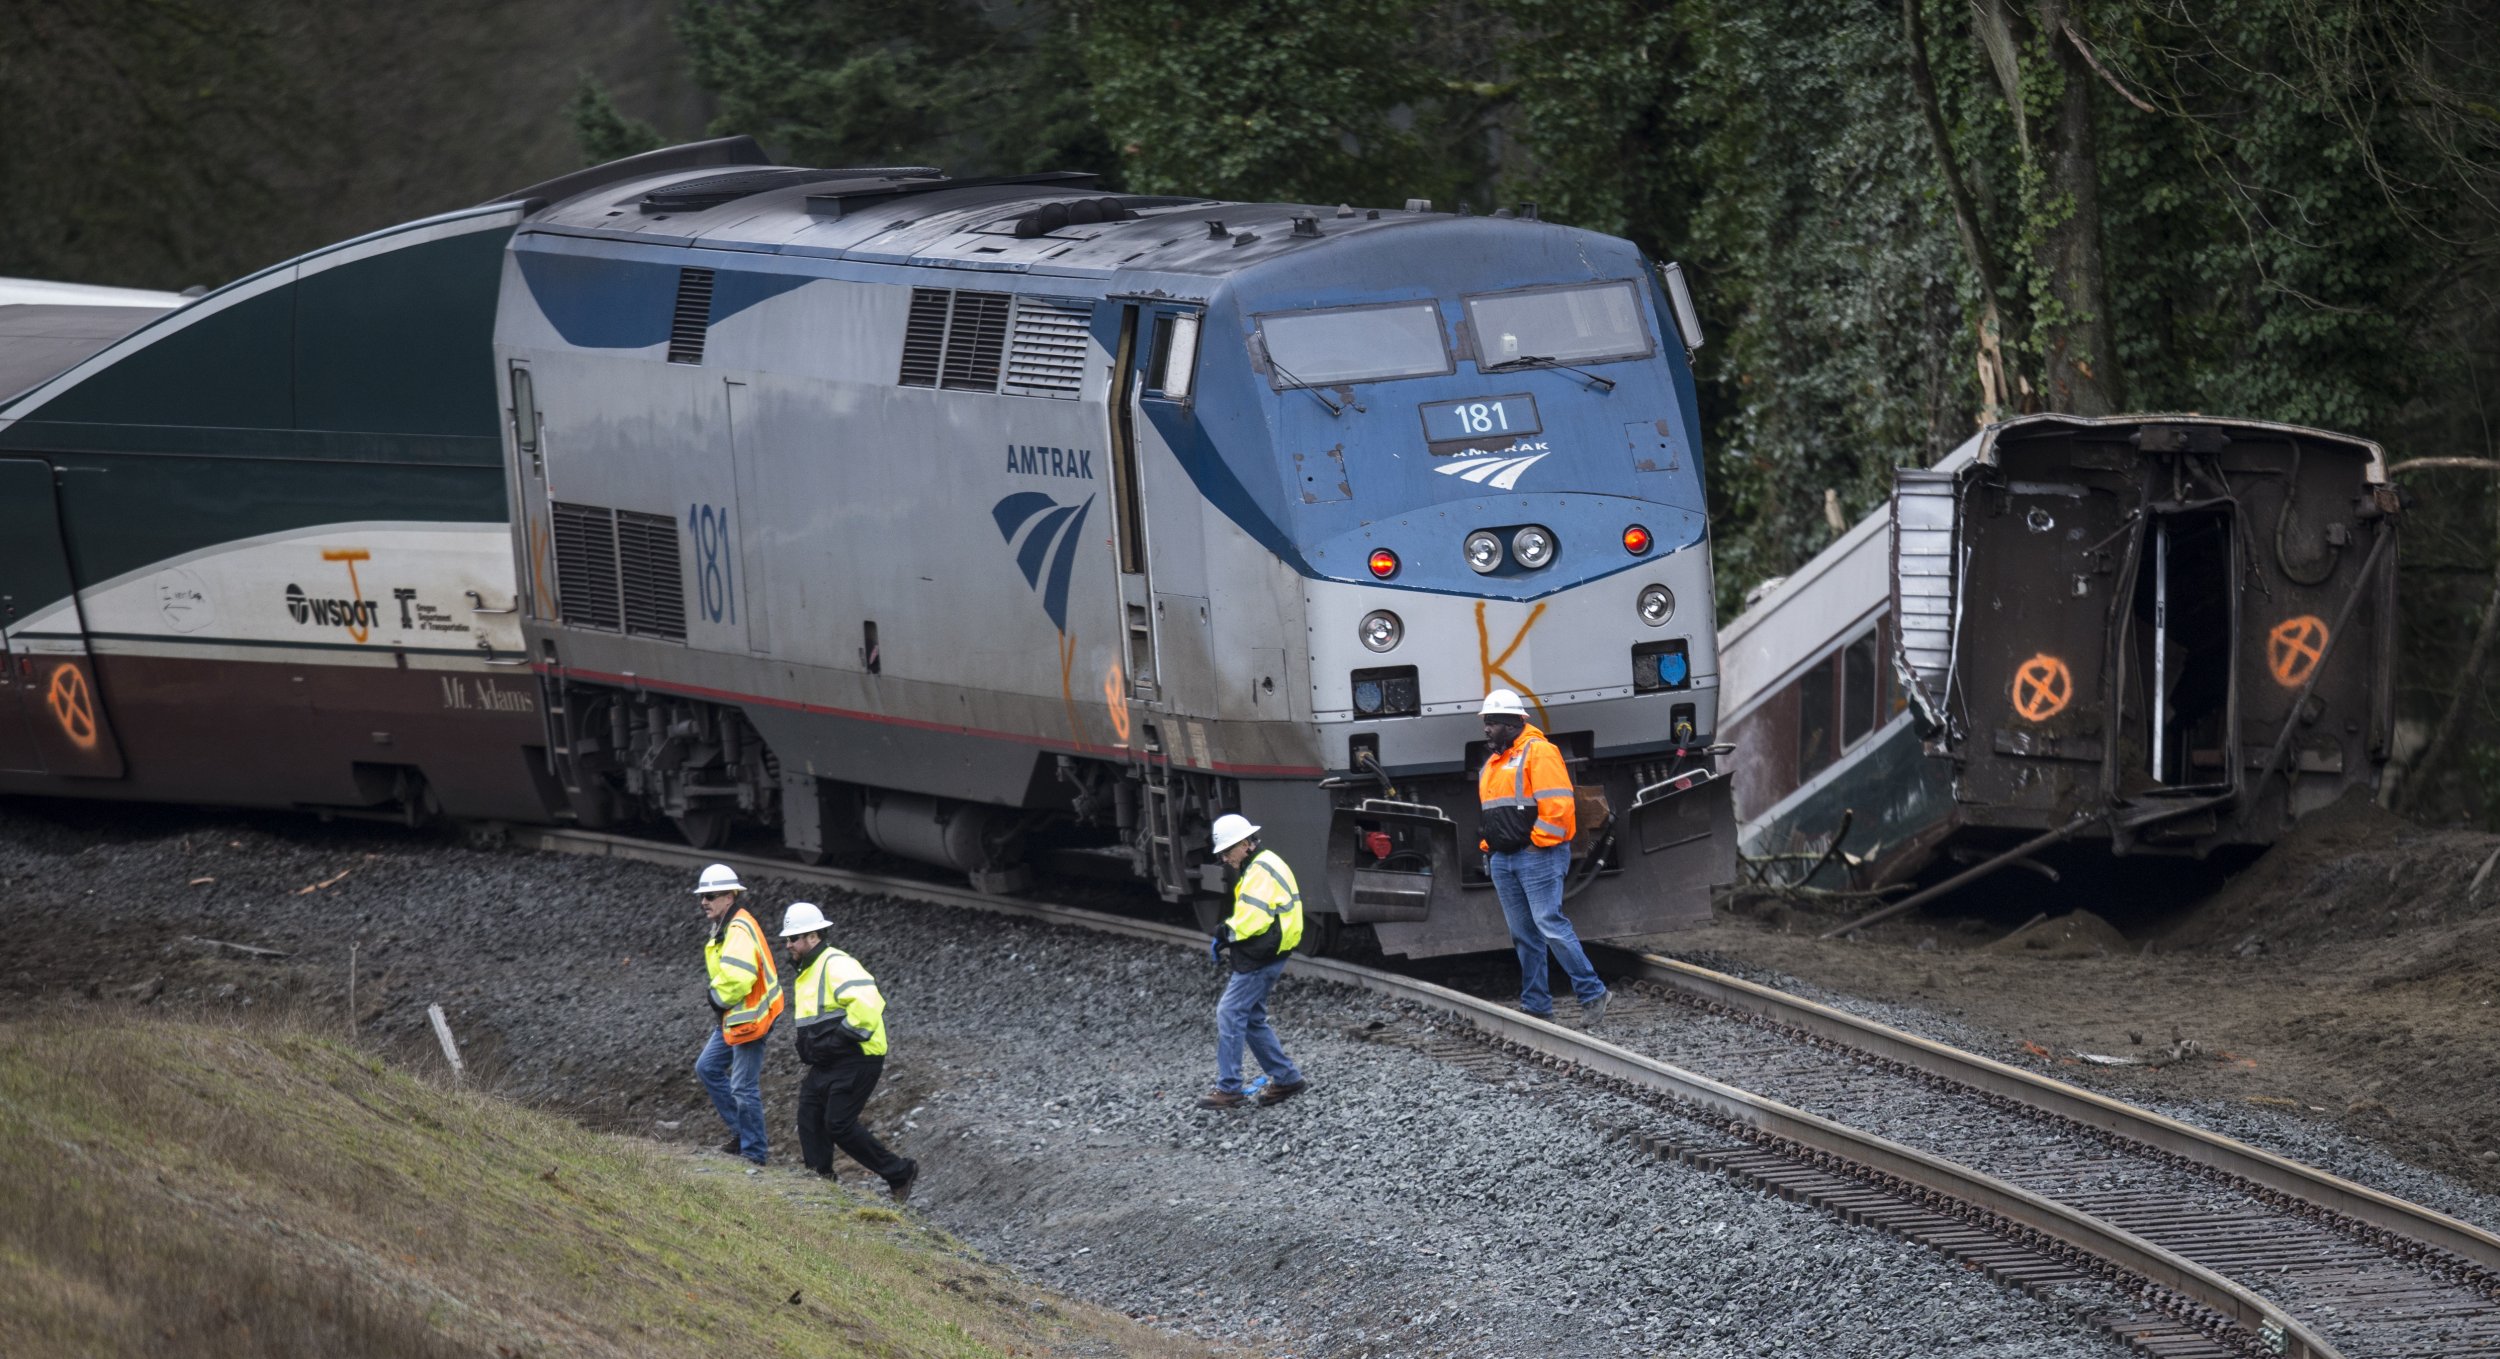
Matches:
[1719,414,2399,899]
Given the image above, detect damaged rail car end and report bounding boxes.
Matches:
[1717,414,2398,910]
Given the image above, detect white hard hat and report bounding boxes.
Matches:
[1480,688,1529,718]
[779,901,832,938]
[1210,813,1261,855]
[692,863,746,895]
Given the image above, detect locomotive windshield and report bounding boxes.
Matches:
[1467,281,1652,367]
[1257,301,1452,388]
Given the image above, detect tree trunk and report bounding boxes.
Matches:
[2027,0,2126,415]
[1902,0,2015,425]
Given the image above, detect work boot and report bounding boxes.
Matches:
[1255,1078,1308,1107]
[888,1161,920,1204]
[1580,991,1610,1029]
[718,1136,744,1156]
[1196,1088,1248,1109]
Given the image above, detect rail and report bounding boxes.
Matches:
[526,827,2345,1357]
[1604,945,2500,1277]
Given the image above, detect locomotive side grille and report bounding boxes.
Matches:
[614,509,688,641]
[550,501,622,632]
[939,290,1011,391]
[667,267,715,365]
[899,287,950,386]
[1002,297,1092,399]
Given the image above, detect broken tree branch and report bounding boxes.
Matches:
[2060,19,2158,113]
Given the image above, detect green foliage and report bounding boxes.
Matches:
[571,74,666,165]
[1073,0,1490,206]
[675,0,1112,176]
[0,0,306,288]
[1675,0,1978,603]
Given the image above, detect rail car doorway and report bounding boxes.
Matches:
[2129,503,2238,793]
[0,458,124,776]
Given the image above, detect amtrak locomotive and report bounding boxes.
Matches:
[0,138,1733,956]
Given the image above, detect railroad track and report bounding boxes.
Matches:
[525,828,2500,1358]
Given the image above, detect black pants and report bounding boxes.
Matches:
[796,1054,912,1184]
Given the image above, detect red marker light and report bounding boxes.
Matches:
[1623,524,1653,555]
[1368,548,1400,579]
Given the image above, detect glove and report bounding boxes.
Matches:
[1207,934,1227,964]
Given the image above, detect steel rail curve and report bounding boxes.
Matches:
[1602,946,2500,1282]
[525,827,2341,1359]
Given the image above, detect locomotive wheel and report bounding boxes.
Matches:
[1301,911,1346,958]
[671,808,735,850]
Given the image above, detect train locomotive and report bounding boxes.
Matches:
[0,138,1735,956]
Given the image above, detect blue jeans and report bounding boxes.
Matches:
[1490,842,1607,1014]
[1214,959,1302,1093]
[695,1027,769,1163]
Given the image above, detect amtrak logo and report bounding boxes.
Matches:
[1435,444,1551,491]
[991,492,1096,633]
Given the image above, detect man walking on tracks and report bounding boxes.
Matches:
[779,901,918,1201]
[692,863,784,1166]
[1198,813,1308,1110]
[1477,689,1610,1027]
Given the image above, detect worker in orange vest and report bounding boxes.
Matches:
[1477,689,1609,1027]
[691,862,785,1166]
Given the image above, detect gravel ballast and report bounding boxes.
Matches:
[2,804,2154,1356]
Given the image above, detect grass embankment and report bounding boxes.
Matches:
[0,1013,1206,1359]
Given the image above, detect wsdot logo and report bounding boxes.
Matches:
[283,583,380,630]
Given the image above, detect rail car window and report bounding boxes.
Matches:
[1842,632,1878,747]
[1466,281,1652,368]
[1793,622,1897,783]
[1256,302,1451,388]
[1798,661,1837,781]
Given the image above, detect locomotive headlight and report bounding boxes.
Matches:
[1511,525,1557,569]
[1637,583,1675,627]
[1358,609,1404,653]
[1464,530,1505,574]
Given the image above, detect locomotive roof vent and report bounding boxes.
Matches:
[1005,197,1140,238]
[638,165,942,215]
[1291,216,1321,238]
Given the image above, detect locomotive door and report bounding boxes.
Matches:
[0,458,124,776]
[506,360,557,629]
[1107,304,1158,709]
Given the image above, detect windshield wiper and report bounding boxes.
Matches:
[1265,355,1347,416]
[1483,354,1616,392]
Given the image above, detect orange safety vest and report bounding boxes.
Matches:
[1478,723,1576,852]
[705,906,786,1044]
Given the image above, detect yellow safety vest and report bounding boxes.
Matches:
[704,907,784,1044]
[792,945,888,1058]
[1226,849,1305,954]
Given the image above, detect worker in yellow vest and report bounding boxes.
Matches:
[779,901,918,1201]
[1197,813,1308,1110]
[692,863,784,1166]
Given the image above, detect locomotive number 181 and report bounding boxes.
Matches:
[1421,393,1542,445]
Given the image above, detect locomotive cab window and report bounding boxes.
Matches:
[1147,311,1201,400]
[1466,280,1652,369]
[1255,301,1451,389]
